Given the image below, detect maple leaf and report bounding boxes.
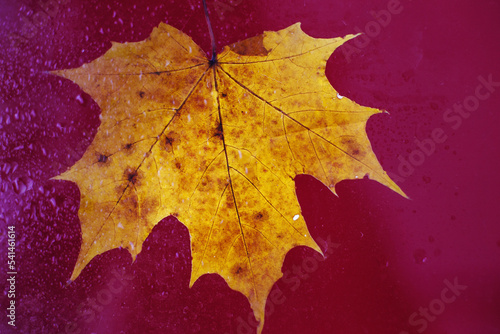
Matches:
[53,22,404,332]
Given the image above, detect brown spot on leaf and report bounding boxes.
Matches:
[214,122,224,140]
[231,35,270,56]
[225,196,235,209]
[164,131,180,152]
[97,154,108,163]
[218,180,229,189]
[124,143,133,150]
[175,162,182,169]
[253,211,269,221]
[236,266,243,274]
[341,138,365,159]
[221,92,227,97]
[139,91,145,98]
[129,197,139,209]
[125,168,138,184]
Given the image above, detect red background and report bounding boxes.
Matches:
[1,0,500,333]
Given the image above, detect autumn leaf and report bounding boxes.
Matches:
[53,22,404,332]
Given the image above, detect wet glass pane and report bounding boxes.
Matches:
[1,0,499,333]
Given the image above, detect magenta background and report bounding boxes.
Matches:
[1,0,500,333]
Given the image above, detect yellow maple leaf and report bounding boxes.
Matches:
[53,22,404,332]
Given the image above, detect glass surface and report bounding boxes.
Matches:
[1,0,499,333]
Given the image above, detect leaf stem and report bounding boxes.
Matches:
[203,0,217,64]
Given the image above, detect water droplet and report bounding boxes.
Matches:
[413,249,427,264]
